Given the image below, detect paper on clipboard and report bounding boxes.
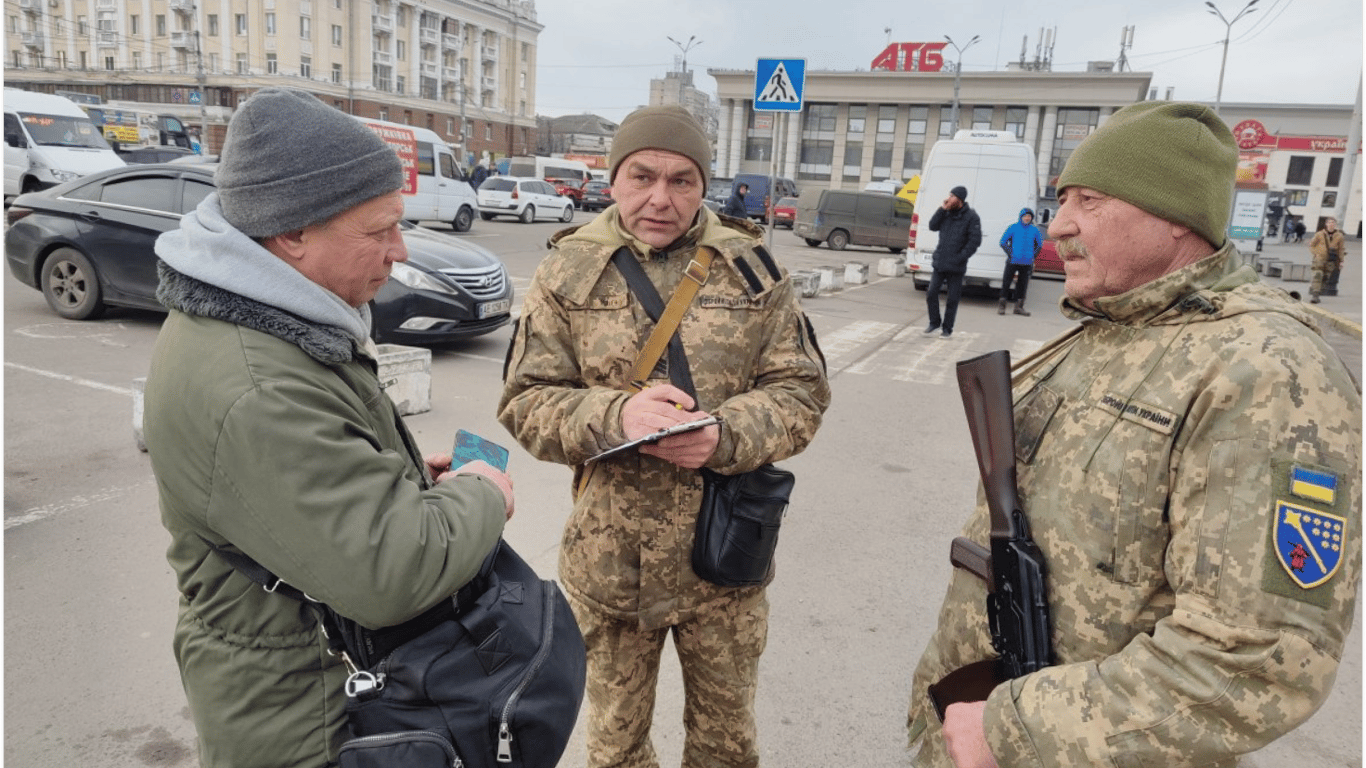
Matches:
[585,415,721,464]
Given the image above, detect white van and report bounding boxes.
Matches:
[4,88,125,202]
[356,117,479,231]
[506,156,591,186]
[906,130,1037,291]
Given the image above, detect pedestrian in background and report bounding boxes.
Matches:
[923,185,982,338]
[1296,219,1307,242]
[470,161,489,190]
[1308,216,1347,302]
[498,104,830,768]
[143,87,513,768]
[908,101,1360,768]
[996,207,1043,316]
[722,181,750,218]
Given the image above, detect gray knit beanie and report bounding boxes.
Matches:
[609,105,711,187]
[1056,101,1237,248]
[216,88,404,238]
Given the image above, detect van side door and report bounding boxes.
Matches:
[405,140,440,222]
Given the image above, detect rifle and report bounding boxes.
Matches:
[927,349,1051,721]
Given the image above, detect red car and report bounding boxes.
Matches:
[771,196,798,229]
[549,177,585,206]
[1034,238,1064,276]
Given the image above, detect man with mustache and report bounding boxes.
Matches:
[906,101,1361,767]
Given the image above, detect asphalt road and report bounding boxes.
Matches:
[4,215,1360,767]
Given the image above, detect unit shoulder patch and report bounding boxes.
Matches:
[1262,459,1352,608]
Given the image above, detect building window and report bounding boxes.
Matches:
[236,14,247,35]
[874,104,897,179]
[332,24,343,46]
[332,63,342,83]
[744,137,770,162]
[847,105,866,135]
[1005,106,1028,140]
[209,53,218,71]
[396,75,405,94]
[971,106,993,130]
[396,6,407,25]
[521,43,528,62]
[1323,191,1338,208]
[78,16,88,35]
[397,40,406,61]
[155,14,165,36]
[843,140,863,181]
[485,124,492,141]
[379,108,389,121]
[446,117,455,135]
[373,64,392,92]
[130,15,139,35]
[803,103,837,133]
[265,13,275,35]
[1286,156,1314,186]
[207,15,218,36]
[1047,108,1099,186]
[104,56,115,70]
[798,139,834,181]
[266,52,278,73]
[1326,157,1343,187]
[300,56,311,78]
[1285,189,1309,206]
[236,53,248,73]
[903,105,928,171]
[300,17,310,40]
[131,51,141,69]
[939,108,955,137]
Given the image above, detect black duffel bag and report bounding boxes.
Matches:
[335,539,586,768]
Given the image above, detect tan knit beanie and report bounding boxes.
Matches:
[609,105,711,187]
[1056,101,1237,248]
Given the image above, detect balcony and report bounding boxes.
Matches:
[373,50,392,65]
[95,0,117,9]
[18,0,40,12]
[372,14,392,34]
[443,66,460,81]
[480,44,497,62]
[21,31,44,49]
[420,61,438,77]
[170,31,194,50]
[419,28,438,47]
[442,34,462,50]
[481,76,496,93]
[168,0,193,12]
[97,30,119,47]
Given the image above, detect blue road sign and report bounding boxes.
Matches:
[754,58,806,112]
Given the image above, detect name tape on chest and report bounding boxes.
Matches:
[1095,393,1178,436]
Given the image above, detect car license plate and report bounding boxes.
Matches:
[478,298,510,318]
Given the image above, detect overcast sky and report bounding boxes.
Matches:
[532,0,1363,124]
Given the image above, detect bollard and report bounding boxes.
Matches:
[843,261,870,285]
[791,270,821,298]
[877,257,904,277]
[816,266,844,293]
[376,344,433,415]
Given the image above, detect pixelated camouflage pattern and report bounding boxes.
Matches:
[908,245,1362,767]
[497,206,830,631]
[1308,228,1347,295]
[567,589,768,768]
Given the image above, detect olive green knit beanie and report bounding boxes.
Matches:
[609,105,711,187]
[1056,101,1237,248]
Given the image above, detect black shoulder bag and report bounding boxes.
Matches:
[610,247,795,588]
[202,537,586,768]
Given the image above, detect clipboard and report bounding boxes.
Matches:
[585,415,721,464]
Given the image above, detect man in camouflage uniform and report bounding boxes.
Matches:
[908,102,1361,767]
[498,105,830,768]
[1308,216,1347,302]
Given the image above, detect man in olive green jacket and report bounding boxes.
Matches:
[909,102,1360,768]
[144,88,512,768]
[499,106,830,768]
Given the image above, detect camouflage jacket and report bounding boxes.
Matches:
[908,244,1361,766]
[497,205,830,630]
[1308,228,1347,266]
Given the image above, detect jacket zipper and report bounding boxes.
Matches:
[340,730,463,768]
[496,585,556,762]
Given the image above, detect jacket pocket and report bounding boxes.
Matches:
[338,730,462,768]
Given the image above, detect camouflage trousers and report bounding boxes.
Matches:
[567,590,770,768]
[1311,258,1340,295]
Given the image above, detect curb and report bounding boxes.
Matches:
[1303,304,1363,340]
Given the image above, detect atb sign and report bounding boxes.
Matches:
[754,58,805,112]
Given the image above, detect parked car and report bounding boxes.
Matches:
[1033,238,1064,276]
[550,177,585,207]
[772,196,798,229]
[579,180,613,212]
[3,163,513,344]
[476,176,575,223]
[116,146,200,164]
[794,188,912,252]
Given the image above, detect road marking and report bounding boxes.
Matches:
[817,320,900,374]
[13,322,131,347]
[4,362,136,397]
[5,481,149,530]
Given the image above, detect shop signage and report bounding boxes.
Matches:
[871,42,950,72]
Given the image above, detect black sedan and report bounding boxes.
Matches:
[579,180,613,212]
[4,164,513,345]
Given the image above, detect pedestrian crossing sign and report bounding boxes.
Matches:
[754,58,806,112]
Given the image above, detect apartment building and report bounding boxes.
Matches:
[4,0,541,164]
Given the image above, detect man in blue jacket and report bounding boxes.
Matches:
[997,207,1044,316]
[924,185,982,338]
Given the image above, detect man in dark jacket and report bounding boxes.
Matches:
[144,87,514,768]
[722,181,750,218]
[923,185,982,337]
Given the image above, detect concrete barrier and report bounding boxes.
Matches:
[877,257,904,277]
[376,344,432,416]
[792,270,821,298]
[816,266,844,292]
[843,261,869,285]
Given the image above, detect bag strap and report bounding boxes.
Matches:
[610,246,714,397]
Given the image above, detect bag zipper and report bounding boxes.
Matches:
[496,585,556,763]
[340,730,463,767]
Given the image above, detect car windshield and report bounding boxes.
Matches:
[777,198,797,207]
[19,112,110,149]
[482,178,516,192]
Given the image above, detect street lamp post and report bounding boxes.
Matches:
[666,35,702,108]
[945,34,980,130]
[1206,0,1258,115]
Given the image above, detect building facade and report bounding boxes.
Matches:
[710,57,1360,236]
[4,0,541,164]
[649,66,717,144]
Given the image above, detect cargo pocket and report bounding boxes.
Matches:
[338,730,461,768]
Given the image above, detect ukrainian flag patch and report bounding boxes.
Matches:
[1290,465,1338,505]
